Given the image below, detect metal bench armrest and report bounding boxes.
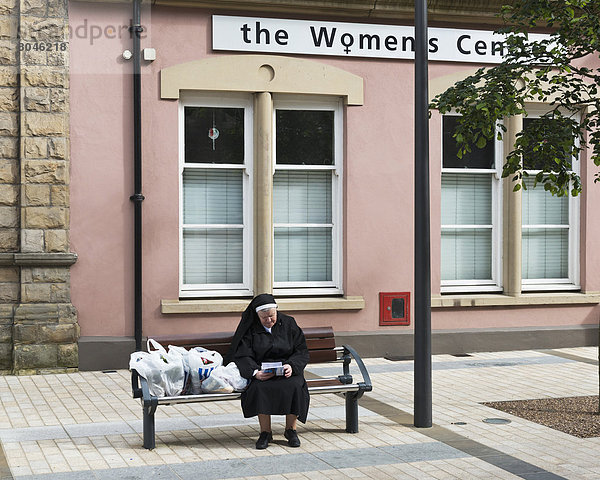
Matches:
[131,368,159,409]
[131,369,142,399]
[341,344,373,394]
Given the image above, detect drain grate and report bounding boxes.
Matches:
[483,418,511,425]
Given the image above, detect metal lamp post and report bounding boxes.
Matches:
[414,0,433,428]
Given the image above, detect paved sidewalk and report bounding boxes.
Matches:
[0,347,599,479]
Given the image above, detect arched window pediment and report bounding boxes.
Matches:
[161,54,363,105]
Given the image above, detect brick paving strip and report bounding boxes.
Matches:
[539,349,599,366]
[0,406,379,443]
[358,396,568,480]
[308,353,574,377]
[4,442,468,479]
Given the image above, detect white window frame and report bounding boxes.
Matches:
[521,107,580,292]
[272,95,344,296]
[440,114,503,294]
[179,93,254,297]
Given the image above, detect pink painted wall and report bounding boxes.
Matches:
[573,54,600,295]
[70,2,135,337]
[70,4,600,340]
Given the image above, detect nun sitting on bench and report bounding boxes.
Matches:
[223,293,310,450]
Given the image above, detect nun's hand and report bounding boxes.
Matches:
[283,364,293,377]
[255,370,275,381]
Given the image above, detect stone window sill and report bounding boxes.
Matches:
[161,296,365,314]
[432,292,600,308]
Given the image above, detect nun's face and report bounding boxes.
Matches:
[257,308,277,328]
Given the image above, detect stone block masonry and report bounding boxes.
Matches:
[0,0,79,374]
[0,0,18,373]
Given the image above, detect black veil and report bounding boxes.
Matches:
[223,293,277,365]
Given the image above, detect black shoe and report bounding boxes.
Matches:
[255,431,272,449]
[284,428,301,447]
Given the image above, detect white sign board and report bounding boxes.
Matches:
[213,15,547,64]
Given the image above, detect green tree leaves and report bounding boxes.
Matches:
[430,0,600,196]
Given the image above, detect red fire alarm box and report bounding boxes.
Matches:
[379,292,410,326]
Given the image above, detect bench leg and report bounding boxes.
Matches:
[143,403,157,450]
[345,392,359,433]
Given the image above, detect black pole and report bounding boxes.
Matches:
[414,0,432,428]
[130,0,144,352]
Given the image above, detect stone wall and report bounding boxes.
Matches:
[0,0,18,373]
[0,0,78,374]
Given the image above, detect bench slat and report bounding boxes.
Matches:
[305,337,336,350]
[195,337,337,356]
[154,335,233,349]
[150,327,336,363]
[309,350,338,363]
[155,380,359,406]
[153,326,332,345]
[154,347,337,363]
[303,326,334,338]
[306,378,344,387]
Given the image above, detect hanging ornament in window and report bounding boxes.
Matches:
[208,111,219,150]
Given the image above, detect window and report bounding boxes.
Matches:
[179,94,343,298]
[273,98,343,295]
[180,95,253,297]
[521,115,580,291]
[165,55,362,302]
[440,115,502,293]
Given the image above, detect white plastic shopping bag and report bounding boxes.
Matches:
[129,339,185,397]
[129,351,167,397]
[146,339,185,397]
[188,348,223,394]
[200,369,234,393]
[216,362,249,391]
[167,345,192,394]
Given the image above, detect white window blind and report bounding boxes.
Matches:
[182,169,243,284]
[274,171,332,282]
[521,176,569,279]
[441,174,493,280]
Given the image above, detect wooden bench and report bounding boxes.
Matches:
[131,326,372,450]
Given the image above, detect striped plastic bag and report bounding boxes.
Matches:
[188,347,223,394]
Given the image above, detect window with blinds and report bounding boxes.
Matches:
[441,115,501,293]
[273,102,342,294]
[521,116,579,290]
[180,101,252,296]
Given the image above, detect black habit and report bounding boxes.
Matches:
[233,312,310,423]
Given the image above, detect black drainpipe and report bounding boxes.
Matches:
[130,0,144,351]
